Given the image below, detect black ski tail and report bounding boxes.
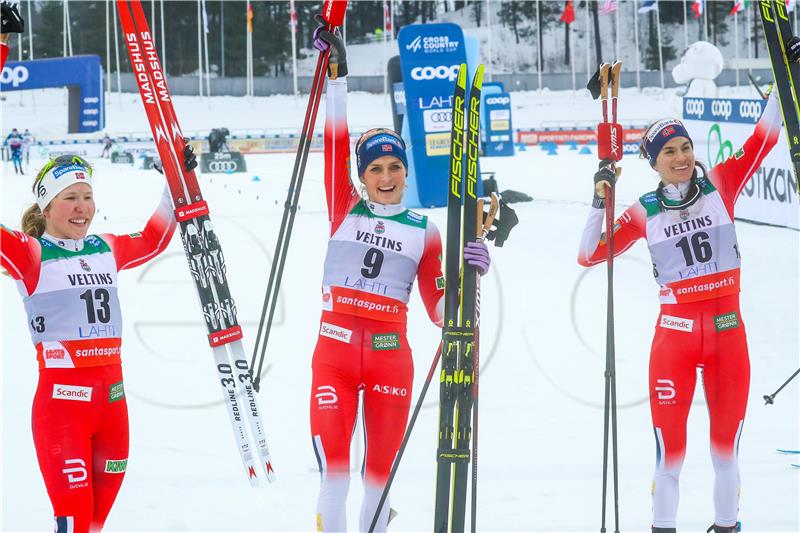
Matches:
[759,0,800,192]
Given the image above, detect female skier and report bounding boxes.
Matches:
[578,84,784,533]
[1,150,195,533]
[310,25,490,533]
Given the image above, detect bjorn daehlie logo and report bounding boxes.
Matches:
[315,385,338,408]
[655,379,676,404]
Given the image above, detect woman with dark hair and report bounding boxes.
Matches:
[309,24,490,532]
[577,86,784,532]
[1,151,194,532]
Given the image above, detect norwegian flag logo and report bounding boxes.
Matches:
[381,144,393,152]
[76,172,86,180]
[661,126,675,137]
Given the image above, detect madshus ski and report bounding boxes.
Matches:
[117,0,274,486]
[434,63,485,533]
[758,0,800,191]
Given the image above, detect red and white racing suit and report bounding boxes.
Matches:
[578,92,782,529]
[1,188,175,533]
[310,78,444,532]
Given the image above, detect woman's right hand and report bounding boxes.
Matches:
[312,14,347,79]
[593,159,617,200]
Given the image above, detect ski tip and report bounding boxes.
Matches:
[457,64,468,88]
[473,64,485,89]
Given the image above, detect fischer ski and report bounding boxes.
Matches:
[434,63,485,533]
[777,449,800,454]
[116,0,274,486]
[758,0,800,191]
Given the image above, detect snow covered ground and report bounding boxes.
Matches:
[1,85,798,533]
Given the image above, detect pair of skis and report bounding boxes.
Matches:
[758,0,800,191]
[434,63,488,533]
[116,0,274,486]
[592,60,623,533]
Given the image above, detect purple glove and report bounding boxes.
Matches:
[464,241,490,276]
[312,24,329,52]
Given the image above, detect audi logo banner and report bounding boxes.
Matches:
[200,151,248,174]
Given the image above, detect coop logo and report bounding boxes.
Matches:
[486,96,510,106]
[711,100,733,121]
[208,161,239,172]
[738,100,763,121]
[315,385,338,408]
[0,65,30,87]
[655,379,676,403]
[411,65,460,82]
[684,99,705,119]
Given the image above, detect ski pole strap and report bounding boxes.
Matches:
[209,325,244,347]
[174,201,210,222]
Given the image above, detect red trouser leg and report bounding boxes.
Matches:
[32,366,129,533]
[701,300,749,527]
[649,311,701,529]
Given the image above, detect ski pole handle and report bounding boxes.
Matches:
[477,193,500,241]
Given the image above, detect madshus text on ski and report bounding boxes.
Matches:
[0,0,799,532]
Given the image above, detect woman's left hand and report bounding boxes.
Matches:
[464,241,490,276]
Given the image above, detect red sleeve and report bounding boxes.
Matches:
[578,202,647,267]
[102,187,176,271]
[324,78,359,236]
[708,91,783,216]
[1,224,41,294]
[417,222,445,327]
[0,43,8,71]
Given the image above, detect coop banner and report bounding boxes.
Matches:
[683,97,799,230]
[484,92,514,157]
[398,23,469,207]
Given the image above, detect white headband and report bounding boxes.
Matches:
[34,164,93,211]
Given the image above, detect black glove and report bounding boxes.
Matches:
[313,14,347,79]
[586,66,602,100]
[1,1,24,34]
[484,199,518,248]
[787,35,800,64]
[154,139,198,174]
[593,159,617,200]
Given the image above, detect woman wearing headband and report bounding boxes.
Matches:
[577,88,783,533]
[309,24,490,532]
[1,150,194,532]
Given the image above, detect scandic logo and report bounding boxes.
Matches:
[320,322,352,343]
[53,384,93,402]
[659,315,694,333]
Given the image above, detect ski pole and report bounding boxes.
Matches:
[764,367,800,405]
[368,342,443,533]
[250,0,347,392]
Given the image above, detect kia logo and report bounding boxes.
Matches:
[0,65,30,87]
[411,65,460,82]
[684,99,705,118]
[486,96,510,105]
